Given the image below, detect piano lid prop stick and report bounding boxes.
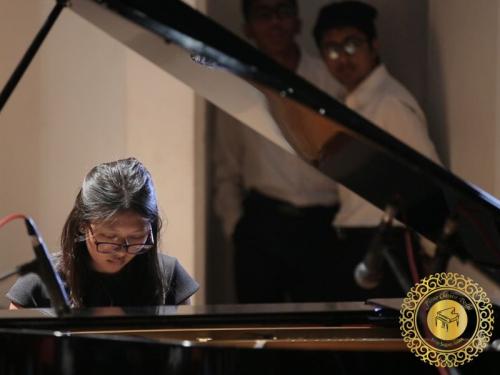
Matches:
[0,1,69,112]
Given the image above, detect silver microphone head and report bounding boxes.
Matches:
[354,261,382,290]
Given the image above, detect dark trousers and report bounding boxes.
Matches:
[233,191,338,303]
[234,191,423,303]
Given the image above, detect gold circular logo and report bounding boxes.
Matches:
[426,299,467,340]
[400,273,494,367]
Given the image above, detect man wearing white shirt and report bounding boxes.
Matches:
[313,1,441,299]
[213,0,344,303]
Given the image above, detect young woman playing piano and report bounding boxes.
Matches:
[7,157,198,309]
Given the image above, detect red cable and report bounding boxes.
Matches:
[0,213,27,229]
[404,228,420,284]
[401,216,450,375]
[402,226,450,375]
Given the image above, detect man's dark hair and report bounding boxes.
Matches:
[242,0,298,22]
[313,1,378,47]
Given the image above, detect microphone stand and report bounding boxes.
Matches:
[430,216,458,274]
[379,207,413,293]
[381,244,412,293]
[24,217,71,316]
[0,214,70,316]
[354,204,412,293]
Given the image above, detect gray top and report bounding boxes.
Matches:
[6,253,199,308]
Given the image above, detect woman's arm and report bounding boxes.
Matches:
[9,302,23,310]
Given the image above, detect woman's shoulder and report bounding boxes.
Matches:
[6,251,66,308]
[6,271,49,308]
[157,252,176,271]
[157,252,199,305]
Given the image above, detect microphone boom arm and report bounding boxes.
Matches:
[24,217,71,316]
[354,204,412,292]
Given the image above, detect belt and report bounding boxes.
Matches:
[335,226,407,240]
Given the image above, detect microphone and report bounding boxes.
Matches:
[23,217,71,315]
[354,205,397,290]
[431,216,458,274]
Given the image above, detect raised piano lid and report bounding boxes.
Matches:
[68,1,500,268]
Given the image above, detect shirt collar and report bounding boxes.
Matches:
[345,64,388,109]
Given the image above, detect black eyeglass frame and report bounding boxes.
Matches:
[88,226,155,255]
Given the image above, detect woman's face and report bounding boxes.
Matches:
[85,211,152,274]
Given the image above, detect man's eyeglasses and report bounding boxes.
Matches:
[322,37,367,60]
[249,4,297,21]
[88,226,154,254]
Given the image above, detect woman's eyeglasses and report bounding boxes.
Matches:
[322,37,367,60]
[88,226,154,254]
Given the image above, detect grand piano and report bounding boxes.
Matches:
[1,0,500,374]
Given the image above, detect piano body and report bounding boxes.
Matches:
[1,0,500,373]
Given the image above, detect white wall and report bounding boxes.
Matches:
[0,0,205,306]
[0,1,45,303]
[497,3,500,196]
[37,7,129,252]
[428,0,500,195]
[125,51,205,301]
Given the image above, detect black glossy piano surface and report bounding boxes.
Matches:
[0,302,499,374]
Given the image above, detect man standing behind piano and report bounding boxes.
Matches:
[213,0,344,303]
[313,1,441,299]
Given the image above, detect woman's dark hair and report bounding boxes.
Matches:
[313,1,378,47]
[60,157,165,308]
